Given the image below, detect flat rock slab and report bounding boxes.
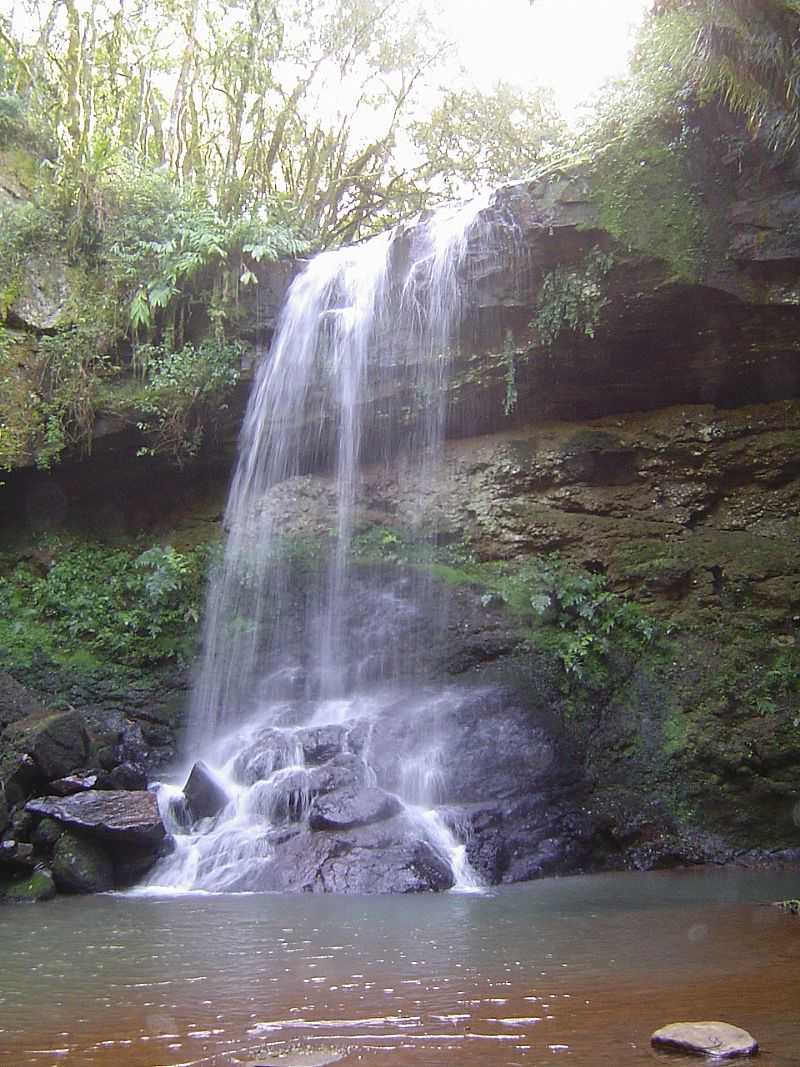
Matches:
[651,1021,758,1058]
[26,790,165,847]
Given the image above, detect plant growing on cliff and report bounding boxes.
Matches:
[651,0,800,155]
[534,248,614,347]
[0,539,213,668]
[135,339,242,463]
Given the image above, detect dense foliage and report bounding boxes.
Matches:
[0,539,212,667]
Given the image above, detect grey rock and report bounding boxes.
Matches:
[0,840,35,870]
[10,252,71,330]
[651,1021,758,1059]
[52,829,114,893]
[295,724,348,764]
[309,787,402,831]
[254,815,454,894]
[183,760,230,821]
[32,817,63,854]
[97,762,147,791]
[2,709,89,784]
[50,773,99,796]
[26,789,165,847]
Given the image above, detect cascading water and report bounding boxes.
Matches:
[141,196,498,895]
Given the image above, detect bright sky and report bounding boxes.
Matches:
[435,0,651,121]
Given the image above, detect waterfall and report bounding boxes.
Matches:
[142,196,496,895]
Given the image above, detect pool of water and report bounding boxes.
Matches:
[1,868,799,1066]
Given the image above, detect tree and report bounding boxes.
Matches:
[649,0,800,153]
[412,82,566,199]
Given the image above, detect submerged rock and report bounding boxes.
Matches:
[650,1021,758,1058]
[183,760,231,821]
[26,789,165,847]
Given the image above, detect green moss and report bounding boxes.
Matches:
[662,709,691,757]
[1,869,56,902]
[590,129,709,281]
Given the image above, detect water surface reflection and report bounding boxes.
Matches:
[1,868,798,1066]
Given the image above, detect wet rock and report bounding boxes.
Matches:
[1,868,56,902]
[7,806,35,843]
[113,843,163,888]
[52,829,114,893]
[295,724,348,764]
[31,817,63,854]
[0,840,35,870]
[307,753,368,795]
[257,815,454,894]
[183,760,231,821]
[26,789,165,847]
[650,1021,758,1058]
[309,787,402,831]
[50,773,98,796]
[96,762,147,791]
[231,728,302,785]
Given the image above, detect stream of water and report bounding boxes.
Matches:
[1,869,798,1066]
[146,197,501,893]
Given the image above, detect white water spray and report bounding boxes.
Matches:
[144,197,498,894]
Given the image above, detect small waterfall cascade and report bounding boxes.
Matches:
[142,197,499,895]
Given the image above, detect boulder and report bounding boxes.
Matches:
[306,753,368,795]
[253,815,454,894]
[2,709,89,785]
[0,840,35,870]
[49,773,98,796]
[0,784,7,835]
[0,869,56,902]
[183,760,231,821]
[52,830,114,893]
[651,1022,759,1058]
[26,789,165,847]
[309,787,402,831]
[231,727,303,785]
[295,724,348,764]
[96,762,147,791]
[31,817,63,854]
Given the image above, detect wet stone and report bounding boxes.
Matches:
[52,829,114,894]
[651,1021,759,1058]
[295,724,348,765]
[183,761,231,821]
[50,773,98,796]
[309,786,402,831]
[26,789,165,847]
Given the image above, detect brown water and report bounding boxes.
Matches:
[1,869,799,1067]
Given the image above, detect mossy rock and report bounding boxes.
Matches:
[31,816,63,855]
[51,829,113,894]
[1,869,56,902]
